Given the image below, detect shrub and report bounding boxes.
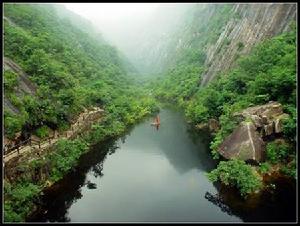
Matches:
[34,125,50,138]
[4,70,19,92]
[258,162,271,174]
[4,113,24,139]
[280,159,296,179]
[206,159,263,196]
[4,182,41,222]
[266,142,290,164]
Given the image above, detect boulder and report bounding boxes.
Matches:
[250,115,263,128]
[261,115,268,124]
[234,101,288,137]
[264,122,275,136]
[218,122,265,162]
[240,101,282,119]
[208,119,220,132]
[274,119,282,134]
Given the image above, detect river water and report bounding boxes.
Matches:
[28,107,296,223]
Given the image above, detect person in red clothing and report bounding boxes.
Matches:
[151,115,160,130]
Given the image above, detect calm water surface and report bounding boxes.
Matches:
[28,107,296,222]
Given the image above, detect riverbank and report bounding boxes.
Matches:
[4,107,104,163]
[25,107,295,222]
[4,102,158,222]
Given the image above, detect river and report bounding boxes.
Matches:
[28,107,296,223]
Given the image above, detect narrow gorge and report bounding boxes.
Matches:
[3,3,297,223]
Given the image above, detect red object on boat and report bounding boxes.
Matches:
[155,115,160,125]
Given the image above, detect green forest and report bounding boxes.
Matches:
[153,23,296,196]
[3,4,158,222]
[3,3,297,222]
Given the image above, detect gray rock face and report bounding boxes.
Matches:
[264,122,275,136]
[3,57,37,115]
[218,101,289,162]
[234,101,289,136]
[201,3,296,86]
[218,122,265,162]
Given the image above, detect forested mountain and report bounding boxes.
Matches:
[3,4,157,222]
[4,3,152,141]
[150,3,296,196]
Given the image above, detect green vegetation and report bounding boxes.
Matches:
[258,162,271,174]
[153,19,296,195]
[4,182,42,222]
[3,2,296,220]
[207,159,263,196]
[280,159,296,179]
[266,142,290,164]
[4,3,149,139]
[4,4,158,222]
[4,71,19,92]
[48,139,89,181]
[34,125,50,138]
[4,138,88,222]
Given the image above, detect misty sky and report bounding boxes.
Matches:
[61,3,160,23]
[59,3,198,74]
[59,3,163,48]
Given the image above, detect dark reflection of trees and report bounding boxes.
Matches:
[91,162,104,178]
[206,178,296,222]
[26,138,120,222]
[26,120,144,222]
[185,125,218,171]
[204,191,233,216]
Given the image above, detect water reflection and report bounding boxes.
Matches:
[206,178,296,222]
[27,109,220,222]
[204,191,233,216]
[144,108,216,174]
[27,139,118,222]
[27,108,295,222]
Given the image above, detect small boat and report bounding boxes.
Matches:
[151,115,160,126]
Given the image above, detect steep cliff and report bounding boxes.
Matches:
[200,3,296,86]
[130,3,296,84]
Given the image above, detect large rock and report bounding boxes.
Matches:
[264,122,275,136]
[234,101,289,137]
[218,122,265,162]
[274,113,289,134]
[217,101,290,163]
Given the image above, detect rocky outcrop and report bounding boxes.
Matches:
[233,101,289,136]
[218,122,265,162]
[195,118,220,133]
[3,57,37,115]
[201,3,296,86]
[4,57,37,95]
[218,101,289,162]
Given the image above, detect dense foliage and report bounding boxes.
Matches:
[4,4,158,222]
[207,159,263,196]
[154,20,296,195]
[3,3,296,220]
[4,4,150,140]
